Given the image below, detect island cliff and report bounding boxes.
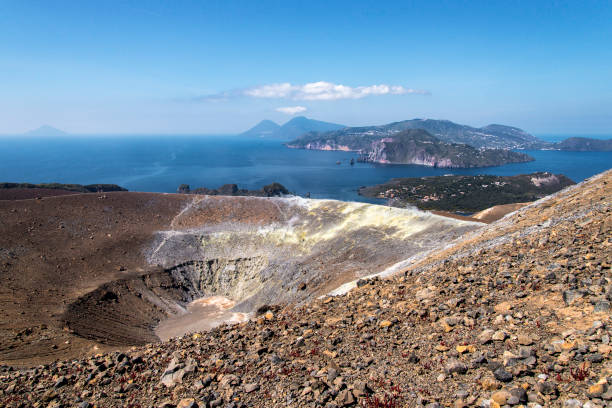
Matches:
[288,129,533,168]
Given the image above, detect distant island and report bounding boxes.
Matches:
[23,125,68,137]
[288,128,533,168]
[239,118,612,162]
[280,118,612,168]
[240,116,344,139]
[552,136,612,151]
[177,182,289,197]
[287,118,542,150]
[358,172,575,212]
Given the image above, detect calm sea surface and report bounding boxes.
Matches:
[0,135,610,203]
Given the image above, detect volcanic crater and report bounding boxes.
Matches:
[0,192,481,366]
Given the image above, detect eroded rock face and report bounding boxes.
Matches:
[62,256,267,345]
[147,196,482,309]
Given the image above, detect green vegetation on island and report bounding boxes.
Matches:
[358,172,575,212]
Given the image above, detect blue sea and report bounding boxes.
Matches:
[0,134,610,203]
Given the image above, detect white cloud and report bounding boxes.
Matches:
[275,106,307,115]
[247,81,429,100]
[199,81,429,101]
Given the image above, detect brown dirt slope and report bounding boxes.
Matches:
[0,170,609,407]
[0,188,79,200]
[0,191,190,366]
[471,202,531,223]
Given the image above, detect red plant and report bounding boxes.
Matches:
[361,395,400,408]
[570,365,589,381]
[280,367,295,375]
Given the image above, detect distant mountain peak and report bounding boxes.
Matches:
[240,117,344,139]
[24,125,68,136]
[283,116,309,124]
[257,119,280,126]
[239,120,280,138]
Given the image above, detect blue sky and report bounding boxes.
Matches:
[1,0,611,134]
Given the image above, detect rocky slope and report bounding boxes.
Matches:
[0,169,609,407]
[288,129,533,168]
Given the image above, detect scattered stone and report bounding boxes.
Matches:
[445,359,468,375]
[535,381,558,396]
[563,290,584,305]
[379,320,393,328]
[351,381,372,398]
[587,383,606,398]
[478,329,495,345]
[594,300,610,312]
[335,389,355,406]
[456,345,475,354]
[54,376,67,388]
[493,367,513,382]
[491,330,508,341]
[244,383,259,393]
[177,398,198,408]
[491,389,511,405]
